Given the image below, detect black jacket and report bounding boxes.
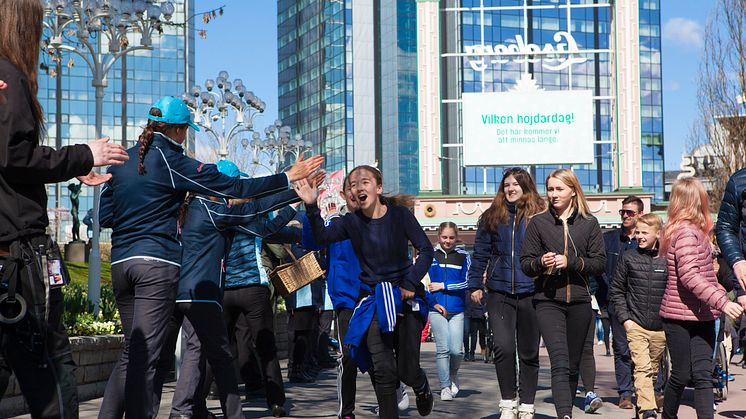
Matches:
[595,228,638,307]
[609,247,667,331]
[717,169,746,273]
[0,58,93,244]
[520,207,606,304]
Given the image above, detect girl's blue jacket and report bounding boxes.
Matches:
[426,244,470,313]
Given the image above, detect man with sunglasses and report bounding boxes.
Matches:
[599,196,646,410]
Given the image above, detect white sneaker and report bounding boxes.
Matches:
[517,403,535,419]
[397,386,409,411]
[440,387,453,401]
[498,399,518,419]
[450,375,460,397]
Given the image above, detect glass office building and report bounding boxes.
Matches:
[440,0,664,201]
[40,0,195,241]
[278,0,420,194]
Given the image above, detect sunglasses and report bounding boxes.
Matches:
[619,209,638,217]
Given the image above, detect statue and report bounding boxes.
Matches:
[68,182,82,242]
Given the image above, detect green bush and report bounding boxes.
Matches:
[62,282,121,336]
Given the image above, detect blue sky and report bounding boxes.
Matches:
[195,0,713,171]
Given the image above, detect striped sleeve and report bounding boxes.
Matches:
[446,250,471,291]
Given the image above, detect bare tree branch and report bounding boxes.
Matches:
[691,0,746,208]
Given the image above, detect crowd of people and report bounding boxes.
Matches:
[2,2,746,419]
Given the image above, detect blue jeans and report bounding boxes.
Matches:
[429,311,464,389]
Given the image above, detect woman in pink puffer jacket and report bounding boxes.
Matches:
[658,177,744,419]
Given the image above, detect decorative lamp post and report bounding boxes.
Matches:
[43,0,175,314]
[183,70,266,160]
[249,120,312,174]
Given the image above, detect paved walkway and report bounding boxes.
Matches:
[13,342,746,418]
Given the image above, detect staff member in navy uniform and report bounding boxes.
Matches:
[170,160,311,419]
[98,96,323,419]
[0,1,129,416]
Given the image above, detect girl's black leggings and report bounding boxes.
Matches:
[487,292,540,404]
[662,319,715,419]
[366,306,428,419]
[535,300,593,418]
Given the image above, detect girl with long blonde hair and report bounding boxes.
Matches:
[658,177,743,419]
[520,169,606,419]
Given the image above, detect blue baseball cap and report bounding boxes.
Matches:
[216,159,248,178]
[148,96,200,131]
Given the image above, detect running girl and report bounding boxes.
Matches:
[426,221,469,401]
[295,165,434,419]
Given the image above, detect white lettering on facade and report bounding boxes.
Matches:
[452,202,486,216]
[465,31,588,72]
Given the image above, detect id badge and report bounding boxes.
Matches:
[47,258,66,288]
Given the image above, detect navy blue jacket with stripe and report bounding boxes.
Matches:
[100,132,290,266]
[175,190,300,307]
[426,244,470,313]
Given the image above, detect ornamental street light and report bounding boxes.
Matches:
[183,70,266,160]
[43,0,174,314]
[248,120,312,175]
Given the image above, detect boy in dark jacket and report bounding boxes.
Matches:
[609,214,667,419]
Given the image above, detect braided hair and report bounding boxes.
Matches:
[138,107,185,175]
[177,193,197,228]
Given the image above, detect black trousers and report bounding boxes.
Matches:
[336,307,377,418]
[176,303,243,419]
[367,305,427,419]
[662,319,715,419]
[0,239,78,419]
[287,307,316,374]
[608,303,634,396]
[223,285,285,407]
[535,300,593,418]
[463,317,487,354]
[579,311,597,392]
[315,309,335,363]
[156,308,210,418]
[100,259,179,419]
[487,292,540,404]
[169,314,210,417]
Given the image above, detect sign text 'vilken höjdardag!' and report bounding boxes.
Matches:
[481,112,577,144]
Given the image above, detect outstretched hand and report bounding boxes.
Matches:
[87,137,129,167]
[76,171,112,186]
[309,170,326,188]
[286,153,324,182]
[293,178,319,205]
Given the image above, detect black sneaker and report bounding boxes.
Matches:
[642,410,657,419]
[271,404,287,417]
[414,380,434,416]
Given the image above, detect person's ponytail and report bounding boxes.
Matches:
[380,194,415,209]
[177,193,196,228]
[137,107,172,175]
